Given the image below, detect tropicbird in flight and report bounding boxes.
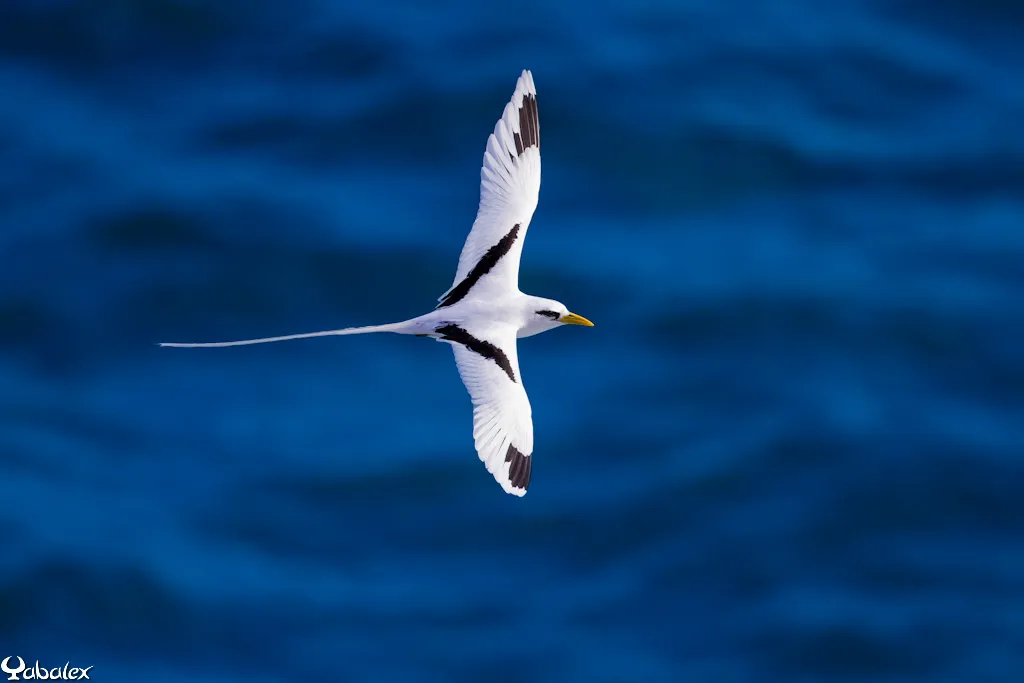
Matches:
[161,70,593,496]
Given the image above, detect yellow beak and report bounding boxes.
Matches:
[559,312,594,327]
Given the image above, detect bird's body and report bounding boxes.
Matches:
[161,70,593,496]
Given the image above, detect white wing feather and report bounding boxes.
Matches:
[439,69,541,303]
[448,325,534,496]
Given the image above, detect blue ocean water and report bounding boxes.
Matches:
[1,1,1023,680]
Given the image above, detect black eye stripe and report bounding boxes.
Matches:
[537,310,560,320]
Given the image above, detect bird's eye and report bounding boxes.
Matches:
[537,310,561,320]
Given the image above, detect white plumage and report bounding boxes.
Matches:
[160,70,593,497]
[451,325,533,495]
[445,70,540,301]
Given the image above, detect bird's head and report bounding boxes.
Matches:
[521,298,594,337]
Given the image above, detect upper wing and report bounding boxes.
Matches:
[437,69,541,308]
[438,323,534,496]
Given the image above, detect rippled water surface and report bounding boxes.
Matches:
[1,1,1023,681]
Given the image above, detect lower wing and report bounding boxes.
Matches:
[439,322,534,496]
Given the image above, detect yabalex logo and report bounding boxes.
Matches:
[1,657,92,681]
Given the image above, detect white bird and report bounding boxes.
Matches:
[160,70,593,496]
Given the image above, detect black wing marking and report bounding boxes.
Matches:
[435,324,517,383]
[513,92,539,156]
[436,224,520,309]
[506,443,532,490]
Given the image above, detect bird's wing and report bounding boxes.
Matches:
[437,322,534,496]
[437,69,541,309]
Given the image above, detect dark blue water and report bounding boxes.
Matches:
[2,1,1023,680]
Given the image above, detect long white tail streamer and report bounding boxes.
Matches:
[159,323,405,348]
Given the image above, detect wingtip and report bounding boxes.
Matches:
[520,69,536,93]
[517,69,536,96]
[500,480,528,497]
